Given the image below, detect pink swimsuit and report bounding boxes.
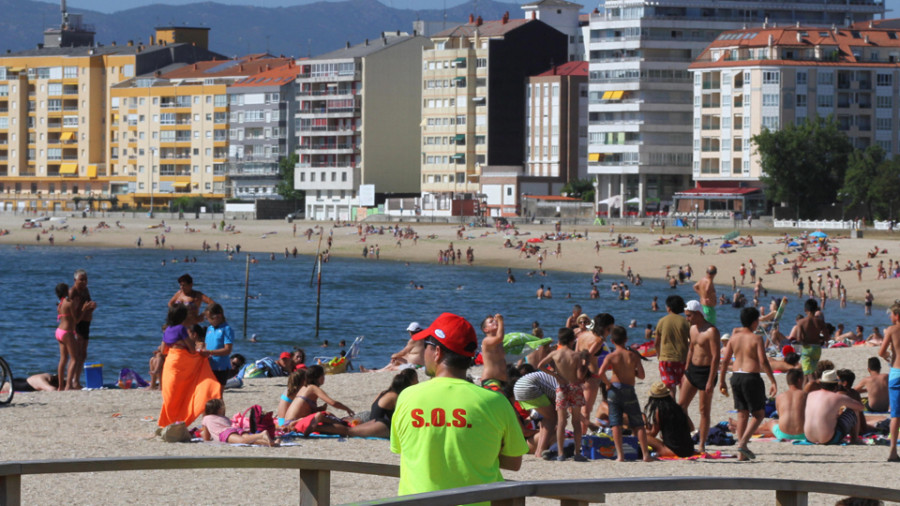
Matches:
[56,298,72,342]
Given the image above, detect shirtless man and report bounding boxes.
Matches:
[678,300,721,454]
[878,301,900,461]
[480,313,508,390]
[756,369,809,440]
[693,265,718,325]
[719,307,777,460]
[168,273,215,327]
[856,357,889,413]
[796,299,825,385]
[362,322,425,372]
[577,313,614,432]
[536,284,545,299]
[804,370,865,445]
[565,304,583,329]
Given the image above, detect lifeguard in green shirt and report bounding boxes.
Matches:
[390,313,529,505]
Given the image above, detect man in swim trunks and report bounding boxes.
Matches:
[480,313,508,391]
[654,295,690,398]
[70,269,97,390]
[879,301,900,461]
[678,300,720,453]
[692,265,718,325]
[797,299,825,385]
[757,369,809,440]
[362,322,426,372]
[804,370,864,445]
[538,328,588,461]
[719,307,777,461]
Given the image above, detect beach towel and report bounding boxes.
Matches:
[658,451,735,460]
[158,347,222,427]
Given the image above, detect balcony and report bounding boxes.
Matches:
[296,125,356,136]
[296,107,360,118]
[298,88,357,97]
[298,143,358,155]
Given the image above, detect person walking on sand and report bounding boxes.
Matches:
[879,301,900,461]
[693,265,718,325]
[598,326,653,462]
[719,307,777,461]
[678,300,721,454]
[654,295,690,398]
[479,314,508,391]
[538,328,590,462]
[391,313,528,499]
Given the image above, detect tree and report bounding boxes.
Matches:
[275,154,304,201]
[841,144,885,221]
[752,116,853,218]
[561,178,594,202]
[870,157,900,221]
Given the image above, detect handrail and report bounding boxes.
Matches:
[354,476,900,506]
[0,456,398,506]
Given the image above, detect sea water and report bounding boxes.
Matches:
[0,245,888,377]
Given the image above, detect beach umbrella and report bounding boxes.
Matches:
[723,230,740,241]
[809,231,828,239]
[527,237,543,243]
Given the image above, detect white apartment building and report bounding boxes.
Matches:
[587,0,884,216]
[687,25,900,215]
[294,34,431,221]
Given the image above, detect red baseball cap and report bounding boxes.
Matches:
[279,352,292,360]
[412,313,478,358]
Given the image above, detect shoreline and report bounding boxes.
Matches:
[2,214,898,309]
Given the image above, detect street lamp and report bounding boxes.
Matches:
[694,203,699,231]
[592,180,599,219]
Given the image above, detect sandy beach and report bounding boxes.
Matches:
[1,213,899,504]
[0,346,893,505]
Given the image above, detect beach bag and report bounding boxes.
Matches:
[117,368,149,389]
[160,421,192,443]
[231,405,276,439]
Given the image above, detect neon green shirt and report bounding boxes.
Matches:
[390,377,529,504]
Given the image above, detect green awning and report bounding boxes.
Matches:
[454,134,466,142]
[451,153,465,160]
[454,76,466,82]
[454,57,467,64]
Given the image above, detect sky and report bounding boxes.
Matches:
[63,0,530,13]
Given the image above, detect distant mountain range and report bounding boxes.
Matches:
[1,0,526,58]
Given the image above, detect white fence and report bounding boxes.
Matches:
[774,219,895,231]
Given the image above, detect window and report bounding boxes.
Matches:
[877,73,893,86]
[761,116,779,129]
[762,94,779,107]
[796,94,807,107]
[877,95,892,108]
[762,71,780,84]
[817,72,834,85]
[877,117,892,130]
[878,140,892,153]
[796,72,807,85]
[816,95,834,108]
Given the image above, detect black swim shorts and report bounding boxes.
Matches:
[75,320,91,341]
[730,372,766,412]
[686,363,715,391]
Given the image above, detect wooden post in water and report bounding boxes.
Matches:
[243,253,250,340]
[314,252,322,340]
[309,231,323,287]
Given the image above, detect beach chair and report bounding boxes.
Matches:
[758,297,787,349]
[313,335,363,373]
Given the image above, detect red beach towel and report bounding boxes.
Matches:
[158,347,221,427]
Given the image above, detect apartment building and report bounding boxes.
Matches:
[227,63,301,200]
[587,0,884,216]
[294,33,431,221]
[108,55,292,210]
[522,61,589,200]
[0,18,221,211]
[687,25,900,214]
[521,0,586,62]
[420,15,566,216]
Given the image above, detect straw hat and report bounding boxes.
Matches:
[820,370,839,384]
[649,381,671,398]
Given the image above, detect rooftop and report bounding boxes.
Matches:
[536,60,588,77]
[311,35,421,60]
[160,54,293,79]
[232,61,304,88]
[433,18,532,38]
